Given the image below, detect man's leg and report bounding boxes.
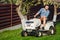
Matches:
[40,16,47,30]
[40,17,43,29]
[43,16,47,27]
[40,17,42,23]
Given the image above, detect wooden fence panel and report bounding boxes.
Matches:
[0,4,21,29]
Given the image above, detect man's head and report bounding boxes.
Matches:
[44,5,49,10]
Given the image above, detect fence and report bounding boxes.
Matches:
[0,4,21,29]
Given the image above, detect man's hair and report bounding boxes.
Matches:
[44,4,49,8]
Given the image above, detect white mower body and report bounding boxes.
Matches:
[44,21,54,30]
[22,18,41,30]
[22,18,54,31]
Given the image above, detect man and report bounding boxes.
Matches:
[34,5,50,29]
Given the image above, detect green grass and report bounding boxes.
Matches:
[0,22,60,40]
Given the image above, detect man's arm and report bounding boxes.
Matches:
[34,13,39,17]
[34,8,42,17]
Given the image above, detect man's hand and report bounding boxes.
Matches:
[34,15,36,18]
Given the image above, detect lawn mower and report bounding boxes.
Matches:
[21,14,57,37]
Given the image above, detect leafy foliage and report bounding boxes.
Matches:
[21,0,42,15]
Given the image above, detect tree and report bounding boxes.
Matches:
[10,0,42,19]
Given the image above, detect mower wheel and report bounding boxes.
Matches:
[49,26,56,35]
[21,31,28,37]
[35,31,42,37]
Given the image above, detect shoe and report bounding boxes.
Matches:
[42,27,44,30]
